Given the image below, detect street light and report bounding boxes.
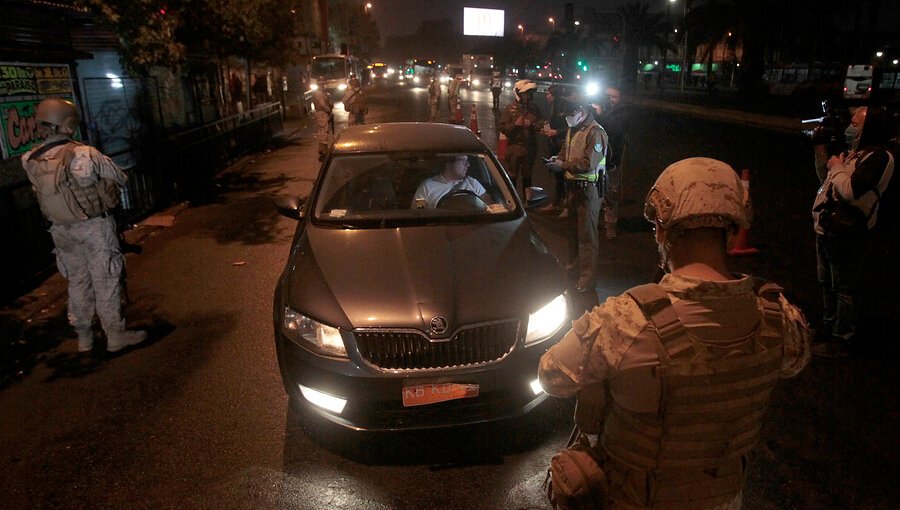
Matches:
[678,0,689,92]
[661,0,676,91]
[365,2,372,14]
[548,17,555,31]
[518,24,524,35]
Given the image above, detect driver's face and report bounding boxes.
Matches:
[447,157,468,180]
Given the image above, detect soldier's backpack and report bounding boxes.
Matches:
[23,140,115,225]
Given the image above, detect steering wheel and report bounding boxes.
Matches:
[436,189,488,211]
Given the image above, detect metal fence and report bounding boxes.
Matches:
[0,103,284,301]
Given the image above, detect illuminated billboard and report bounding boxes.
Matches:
[463,7,505,37]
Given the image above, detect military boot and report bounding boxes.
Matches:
[76,328,94,353]
[107,329,147,353]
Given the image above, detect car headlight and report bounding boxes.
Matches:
[504,81,512,89]
[309,83,319,91]
[413,76,421,84]
[585,81,601,97]
[525,294,568,346]
[472,78,481,86]
[282,307,348,357]
[338,83,348,90]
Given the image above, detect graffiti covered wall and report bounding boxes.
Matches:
[0,62,76,159]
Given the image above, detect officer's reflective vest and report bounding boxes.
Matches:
[597,282,786,509]
[23,141,114,225]
[564,121,606,183]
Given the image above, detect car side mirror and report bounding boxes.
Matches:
[274,195,306,220]
[524,187,550,209]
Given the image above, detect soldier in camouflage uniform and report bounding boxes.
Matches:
[427,75,441,122]
[312,76,334,161]
[540,158,811,509]
[22,98,147,354]
[342,77,368,126]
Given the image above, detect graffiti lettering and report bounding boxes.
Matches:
[0,65,35,80]
[4,105,40,151]
[0,78,37,96]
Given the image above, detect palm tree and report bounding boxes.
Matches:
[617,2,676,90]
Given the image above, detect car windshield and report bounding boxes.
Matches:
[312,152,520,227]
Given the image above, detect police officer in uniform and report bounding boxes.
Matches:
[500,79,544,195]
[540,157,811,510]
[448,73,463,116]
[489,71,503,110]
[312,76,334,161]
[545,99,604,295]
[22,98,147,354]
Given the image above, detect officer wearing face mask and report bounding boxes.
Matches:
[545,97,607,297]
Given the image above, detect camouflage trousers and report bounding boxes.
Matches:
[315,111,332,144]
[601,162,621,225]
[49,214,127,336]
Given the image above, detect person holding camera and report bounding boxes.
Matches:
[811,106,895,357]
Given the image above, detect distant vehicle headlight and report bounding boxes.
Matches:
[472,78,481,86]
[338,83,348,90]
[525,294,568,346]
[282,307,348,358]
[413,76,421,84]
[504,81,512,89]
[441,76,450,83]
[585,81,601,97]
[309,83,319,91]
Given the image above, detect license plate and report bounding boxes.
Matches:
[402,383,479,407]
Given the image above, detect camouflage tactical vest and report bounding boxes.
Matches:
[597,281,785,509]
[23,141,117,225]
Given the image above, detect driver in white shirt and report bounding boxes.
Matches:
[412,155,487,209]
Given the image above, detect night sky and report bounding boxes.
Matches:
[371,0,634,39]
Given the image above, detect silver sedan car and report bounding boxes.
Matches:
[274,122,569,431]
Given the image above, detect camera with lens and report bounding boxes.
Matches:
[803,100,849,157]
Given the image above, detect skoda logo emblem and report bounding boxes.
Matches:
[430,316,449,335]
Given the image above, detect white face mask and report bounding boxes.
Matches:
[565,110,585,127]
[845,125,859,146]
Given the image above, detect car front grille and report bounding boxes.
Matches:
[354,320,520,371]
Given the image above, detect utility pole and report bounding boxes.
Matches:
[679,0,688,91]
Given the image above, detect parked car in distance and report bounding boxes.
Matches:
[273,122,569,431]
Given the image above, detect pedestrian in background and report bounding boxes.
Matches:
[489,71,503,110]
[544,98,604,295]
[21,98,147,354]
[541,157,810,510]
[592,85,631,240]
[312,76,333,161]
[538,84,570,215]
[811,106,895,357]
[427,74,441,122]
[342,77,368,126]
[500,79,544,196]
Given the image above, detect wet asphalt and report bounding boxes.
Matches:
[0,81,897,509]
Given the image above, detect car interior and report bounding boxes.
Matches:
[314,153,512,220]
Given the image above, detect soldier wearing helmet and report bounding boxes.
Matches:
[311,76,334,161]
[21,98,147,354]
[540,157,810,510]
[342,76,368,127]
[499,79,544,195]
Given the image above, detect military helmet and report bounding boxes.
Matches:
[514,79,537,101]
[36,98,79,135]
[644,157,751,232]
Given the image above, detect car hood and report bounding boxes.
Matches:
[284,218,564,333]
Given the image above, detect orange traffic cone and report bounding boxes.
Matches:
[497,132,508,161]
[728,169,759,256]
[469,104,480,136]
[453,101,463,124]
